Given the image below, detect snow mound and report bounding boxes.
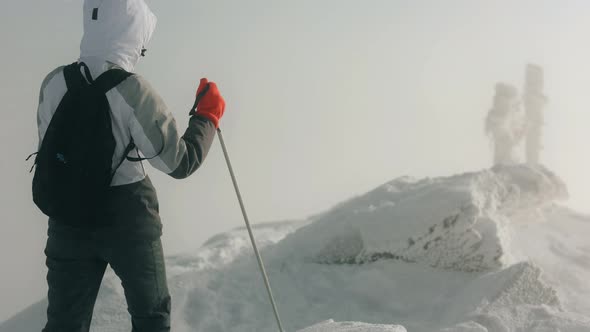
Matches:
[167,220,303,276]
[276,165,567,272]
[298,320,407,332]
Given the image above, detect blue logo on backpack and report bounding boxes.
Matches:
[56,153,67,164]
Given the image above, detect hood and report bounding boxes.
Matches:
[80,0,157,72]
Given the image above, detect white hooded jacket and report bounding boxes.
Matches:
[37,0,216,188]
[80,0,157,74]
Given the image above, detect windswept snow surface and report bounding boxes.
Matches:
[2,165,590,332]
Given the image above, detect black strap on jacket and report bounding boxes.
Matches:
[84,64,166,177]
[66,62,137,179]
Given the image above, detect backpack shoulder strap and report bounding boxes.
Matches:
[92,68,136,180]
[92,68,134,95]
[63,62,88,91]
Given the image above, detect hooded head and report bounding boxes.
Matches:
[80,0,157,72]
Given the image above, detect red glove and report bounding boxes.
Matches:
[194,78,225,128]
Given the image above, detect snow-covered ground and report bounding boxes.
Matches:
[2,165,590,331]
[299,320,407,332]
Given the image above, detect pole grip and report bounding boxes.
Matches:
[189,83,211,116]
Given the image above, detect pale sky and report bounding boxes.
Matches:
[1,0,589,321]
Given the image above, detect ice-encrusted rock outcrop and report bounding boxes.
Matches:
[298,320,407,332]
[277,165,567,272]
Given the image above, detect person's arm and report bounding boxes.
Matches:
[168,114,216,179]
[116,75,225,179]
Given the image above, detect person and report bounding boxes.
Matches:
[484,83,525,165]
[36,0,225,331]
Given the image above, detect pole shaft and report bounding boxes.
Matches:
[216,128,286,332]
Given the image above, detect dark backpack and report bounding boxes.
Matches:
[31,62,135,225]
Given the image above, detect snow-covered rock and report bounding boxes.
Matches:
[276,164,568,272]
[298,320,407,332]
[166,220,304,276]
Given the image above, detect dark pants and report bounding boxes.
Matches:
[42,227,171,332]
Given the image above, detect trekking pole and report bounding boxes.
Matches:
[217,128,286,332]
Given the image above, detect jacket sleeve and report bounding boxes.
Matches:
[168,115,217,179]
[116,75,216,179]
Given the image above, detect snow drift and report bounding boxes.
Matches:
[2,165,590,332]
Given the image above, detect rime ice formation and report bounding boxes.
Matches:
[298,320,407,332]
[485,64,548,166]
[523,64,548,165]
[278,165,567,272]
